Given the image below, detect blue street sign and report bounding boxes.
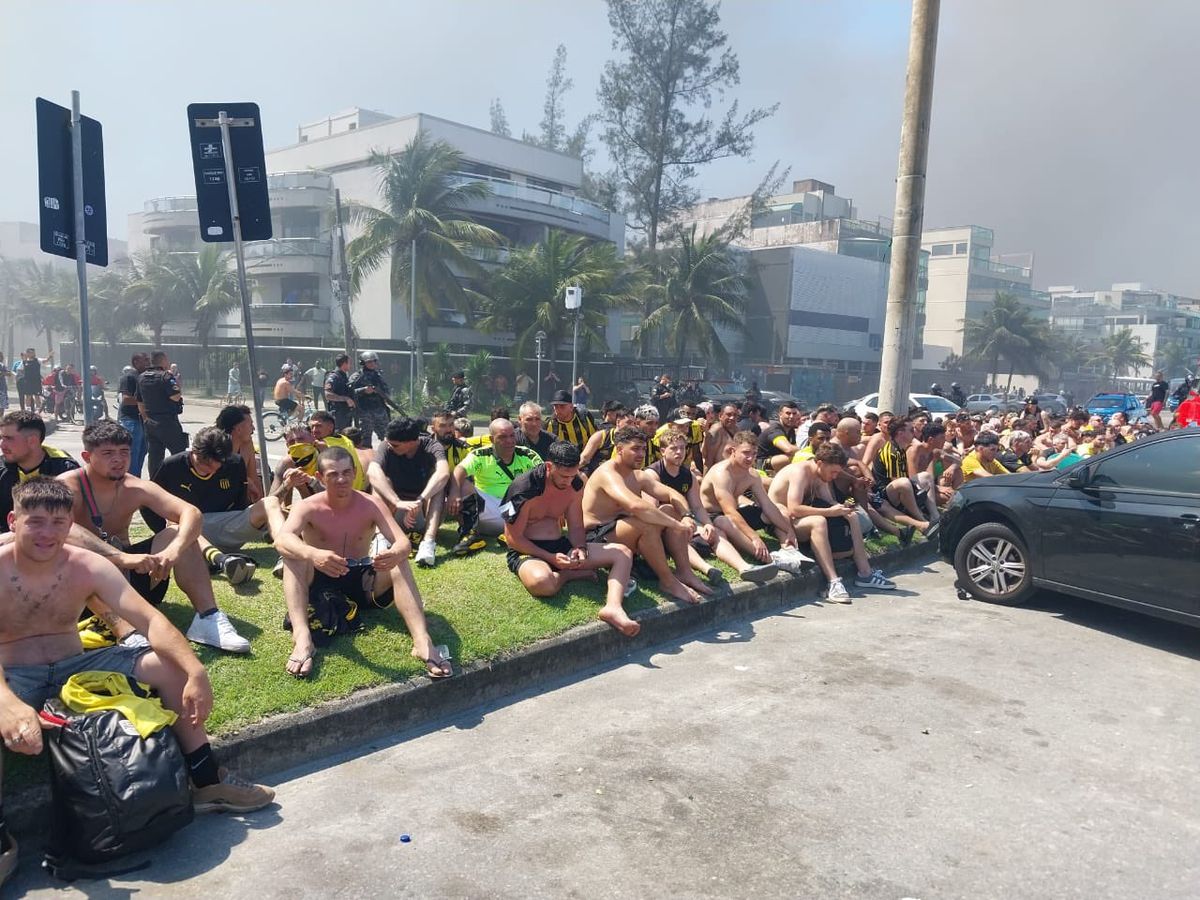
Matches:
[187,102,272,242]
[36,97,108,267]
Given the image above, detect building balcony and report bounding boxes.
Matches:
[449,173,616,242]
[142,197,199,235]
[267,171,333,209]
[245,304,332,324]
[243,238,331,276]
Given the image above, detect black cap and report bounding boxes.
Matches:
[551,389,572,404]
[452,370,465,378]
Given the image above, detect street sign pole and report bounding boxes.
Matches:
[70,91,94,424]
[216,110,271,496]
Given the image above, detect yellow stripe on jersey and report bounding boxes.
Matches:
[547,413,596,449]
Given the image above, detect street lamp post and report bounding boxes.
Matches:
[535,330,546,405]
[565,286,582,399]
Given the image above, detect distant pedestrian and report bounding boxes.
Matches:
[573,376,590,413]
[324,353,356,431]
[226,364,242,403]
[349,351,391,440]
[514,371,534,403]
[119,353,150,476]
[445,370,472,417]
[0,353,9,411]
[304,361,326,411]
[137,349,187,477]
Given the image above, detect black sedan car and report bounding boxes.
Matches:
[938,431,1200,625]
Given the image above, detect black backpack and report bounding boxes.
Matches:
[40,698,193,877]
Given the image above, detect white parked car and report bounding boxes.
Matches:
[963,393,1023,414]
[844,392,963,422]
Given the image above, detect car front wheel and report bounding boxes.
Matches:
[953,522,1034,605]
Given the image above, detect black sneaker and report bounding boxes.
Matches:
[705,567,726,586]
[452,531,487,556]
[221,555,257,586]
[899,525,915,547]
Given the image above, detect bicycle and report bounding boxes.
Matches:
[260,403,306,442]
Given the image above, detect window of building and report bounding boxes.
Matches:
[347,123,357,131]
[955,242,968,255]
[281,211,320,239]
[930,243,954,256]
[281,275,319,305]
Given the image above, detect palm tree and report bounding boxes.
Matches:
[1045,328,1092,378]
[89,265,141,348]
[1092,327,1151,380]
[14,260,78,351]
[124,251,191,346]
[963,292,1049,391]
[346,133,502,384]
[634,225,749,369]
[172,246,240,349]
[476,229,638,373]
[1155,341,1189,376]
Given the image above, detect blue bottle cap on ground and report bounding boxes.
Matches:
[400,834,411,843]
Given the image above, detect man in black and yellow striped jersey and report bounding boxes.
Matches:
[0,410,79,529]
[868,416,938,540]
[545,389,596,451]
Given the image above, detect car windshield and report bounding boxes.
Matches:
[914,395,959,412]
[1088,396,1125,409]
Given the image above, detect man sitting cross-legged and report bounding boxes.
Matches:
[868,416,939,539]
[58,422,251,653]
[367,417,449,568]
[447,418,541,555]
[768,442,896,603]
[0,478,273,881]
[699,431,800,570]
[274,446,451,680]
[582,426,713,605]
[142,426,288,587]
[645,429,778,585]
[502,441,640,636]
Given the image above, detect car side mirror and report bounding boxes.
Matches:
[1066,467,1090,490]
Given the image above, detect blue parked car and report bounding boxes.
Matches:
[1085,392,1150,423]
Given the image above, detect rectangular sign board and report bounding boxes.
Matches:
[186,102,272,242]
[36,97,108,266]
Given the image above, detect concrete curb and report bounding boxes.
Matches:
[8,540,938,834]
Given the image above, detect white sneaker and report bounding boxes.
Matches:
[771,547,814,574]
[854,569,896,591]
[415,539,437,568]
[186,610,251,653]
[825,578,852,604]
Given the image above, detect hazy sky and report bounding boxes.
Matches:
[3,0,1198,294]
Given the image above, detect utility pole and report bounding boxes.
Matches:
[333,189,355,361]
[877,0,941,415]
[70,91,95,423]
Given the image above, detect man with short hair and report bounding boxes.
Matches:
[367,417,449,567]
[143,426,287,586]
[515,401,556,459]
[768,442,896,602]
[324,353,356,431]
[304,361,326,411]
[0,478,273,873]
[502,441,640,636]
[545,389,596,450]
[1147,370,1169,430]
[137,350,187,478]
[961,431,1010,482]
[447,418,541,554]
[275,446,450,680]
[274,366,299,418]
[580,408,638,474]
[118,352,150,477]
[17,348,49,414]
[583,426,713,605]
[273,410,367,498]
[736,401,767,435]
[704,403,741,469]
[756,401,804,474]
[700,431,799,572]
[869,416,938,536]
[0,411,79,528]
[57,422,251,653]
[215,403,264,503]
[650,373,676,422]
[647,429,777,584]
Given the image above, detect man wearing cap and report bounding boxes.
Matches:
[961,431,1011,483]
[324,353,356,432]
[350,351,391,441]
[545,389,596,451]
[446,371,472,417]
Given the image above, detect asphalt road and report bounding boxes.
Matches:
[10,558,1199,899]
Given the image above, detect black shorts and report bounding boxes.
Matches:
[312,564,388,609]
[506,537,573,575]
[870,477,926,511]
[690,533,715,559]
[799,499,854,555]
[277,398,298,415]
[127,536,170,606]
[584,515,626,545]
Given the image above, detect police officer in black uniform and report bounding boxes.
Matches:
[446,370,472,417]
[136,349,187,478]
[349,350,391,441]
[324,352,356,432]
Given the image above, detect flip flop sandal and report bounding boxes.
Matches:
[287,653,314,679]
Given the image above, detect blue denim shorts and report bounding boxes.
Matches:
[4,641,150,708]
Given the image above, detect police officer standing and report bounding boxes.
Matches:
[349,350,391,440]
[446,370,472,417]
[323,353,355,432]
[137,349,187,477]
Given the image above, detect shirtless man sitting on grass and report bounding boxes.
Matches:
[582,426,712,605]
[0,478,273,884]
[501,441,640,636]
[699,431,799,568]
[274,446,450,680]
[768,442,896,603]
